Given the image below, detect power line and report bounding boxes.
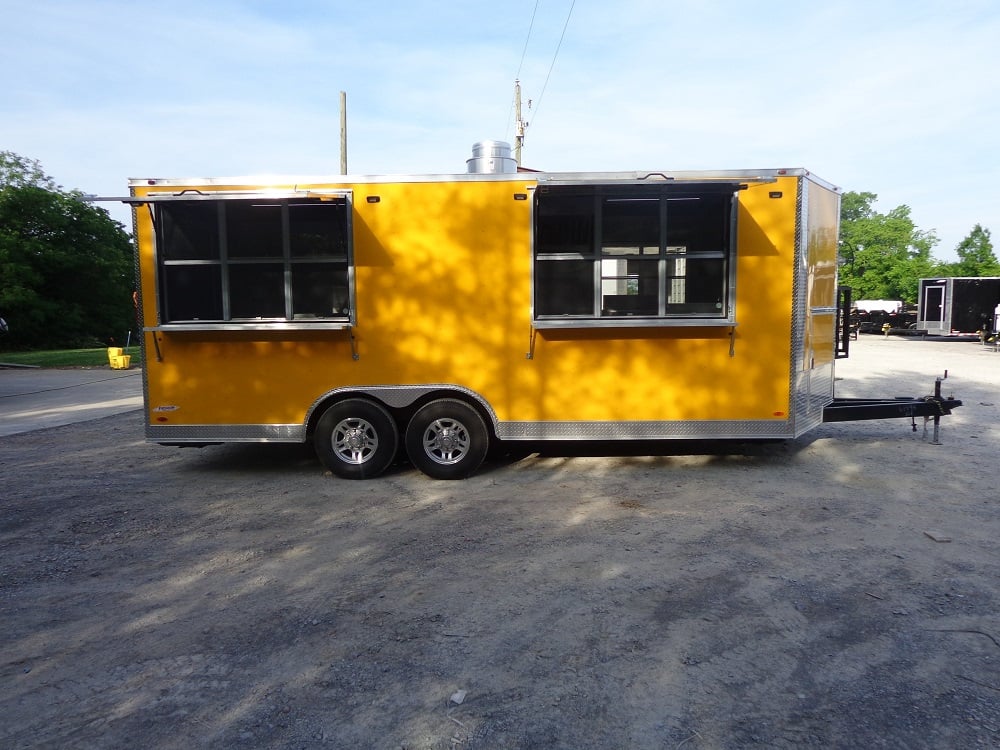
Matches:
[505,0,576,147]
[507,0,540,141]
[515,0,539,82]
[530,0,576,128]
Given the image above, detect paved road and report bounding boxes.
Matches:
[0,367,143,437]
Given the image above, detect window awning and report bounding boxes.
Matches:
[534,179,759,195]
[89,189,352,205]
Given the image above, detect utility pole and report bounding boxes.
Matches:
[514,79,528,167]
[339,91,348,175]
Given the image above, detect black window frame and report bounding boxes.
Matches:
[532,183,739,328]
[153,195,354,328]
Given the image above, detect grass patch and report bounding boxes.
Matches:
[0,347,142,368]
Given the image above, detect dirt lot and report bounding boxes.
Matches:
[2,336,998,749]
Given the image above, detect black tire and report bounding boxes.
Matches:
[404,399,490,480]
[314,399,398,479]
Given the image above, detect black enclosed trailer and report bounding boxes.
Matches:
[917,276,1000,336]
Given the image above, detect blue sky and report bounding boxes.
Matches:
[2,0,998,261]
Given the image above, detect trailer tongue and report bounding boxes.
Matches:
[822,374,962,444]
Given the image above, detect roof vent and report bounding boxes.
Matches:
[466,140,517,174]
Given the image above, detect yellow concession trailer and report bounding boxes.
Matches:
[120,163,956,479]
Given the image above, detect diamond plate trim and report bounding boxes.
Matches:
[496,419,795,441]
[147,423,305,443]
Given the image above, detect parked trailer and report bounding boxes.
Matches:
[111,156,961,479]
[917,276,1000,336]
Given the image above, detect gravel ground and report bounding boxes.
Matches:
[1,335,998,749]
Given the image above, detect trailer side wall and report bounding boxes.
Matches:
[131,171,840,443]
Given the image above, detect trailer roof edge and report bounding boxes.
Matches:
[126,167,837,191]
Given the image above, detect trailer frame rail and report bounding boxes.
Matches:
[822,395,962,423]
[822,375,962,444]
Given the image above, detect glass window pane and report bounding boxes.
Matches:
[163,265,222,321]
[291,262,350,318]
[226,201,284,258]
[601,258,658,316]
[602,197,659,256]
[535,194,594,254]
[159,203,219,260]
[290,201,348,258]
[229,263,285,318]
[665,258,726,314]
[535,260,594,316]
[532,185,735,323]
[666,194,729,254]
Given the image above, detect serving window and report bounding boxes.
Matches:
[533,184,738,326]
[154,196,352,325]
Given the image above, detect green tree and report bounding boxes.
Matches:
[0,150,59,191]
[938,224,1000,277]
[838,191,937,304]
[0,152,134,350]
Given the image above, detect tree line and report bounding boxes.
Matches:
[838,191,999,304]
[1,151,134,350]
[2,150,999,350]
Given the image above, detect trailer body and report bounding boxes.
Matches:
[125,167,852,477]
[917,276,1000,335]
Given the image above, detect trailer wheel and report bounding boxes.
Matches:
[314,399,398,479]
[405,399,489,480]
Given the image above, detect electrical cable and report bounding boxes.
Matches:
[515,0,539,82]
[529,0,575,128]
[506,0,540,141]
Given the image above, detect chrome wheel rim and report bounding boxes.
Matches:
[421,418,471,465]
[332,417,379,465]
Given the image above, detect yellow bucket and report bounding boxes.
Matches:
[107,347,123,365]
[110,354,131,369]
